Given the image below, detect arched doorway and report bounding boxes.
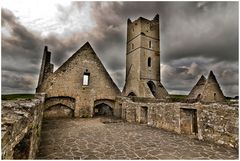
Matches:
[147,81,156,97]
[44,104,74,118]
[94,103,113,116]
[44,96,75,118]
[128,92,136,97]
[197,94,201,100]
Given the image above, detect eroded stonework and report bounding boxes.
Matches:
[187,71,226,103]
[115,96,238,149]
[36,43,121,118]
[1,94,45,159]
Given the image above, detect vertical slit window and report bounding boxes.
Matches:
[148,57,151,67]
[149,41,152,48]
[132,43,134,49]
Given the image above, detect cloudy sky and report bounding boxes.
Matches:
[1,1,239,97]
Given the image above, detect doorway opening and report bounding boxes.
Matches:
[128,92,136,97]
[94,103,113,116]
[180,108,198,135]
[147,81,156,97]
[140,106,148,124]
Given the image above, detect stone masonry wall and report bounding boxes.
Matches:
[38,43,120,118]
[115,96,238,149]
[1,94,45,159]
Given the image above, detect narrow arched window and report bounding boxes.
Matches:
[149,41,152,48]
[148,57,151,67]
[132,43,134,49]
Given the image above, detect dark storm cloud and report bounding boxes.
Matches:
[2,2,238,96]
[85,2,238,96]
[1,8,84,93]
[2,8,42,62]
[161,58,238,96]
[2,70,37,94]
[90,1,238,62]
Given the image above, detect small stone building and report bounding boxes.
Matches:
[187,71,225,102]
[122,14,168,98]
[36,42,121,118]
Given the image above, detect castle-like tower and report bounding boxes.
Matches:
[123,14,168,98]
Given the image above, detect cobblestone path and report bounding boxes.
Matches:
[37,118,238,160]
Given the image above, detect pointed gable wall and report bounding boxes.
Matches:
[187,71,226,103]
[187,75,206,100]
[39,42,121,117]
[201,71,225,102]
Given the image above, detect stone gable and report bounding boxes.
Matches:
[37,42,120,117]
[187,75,206,100]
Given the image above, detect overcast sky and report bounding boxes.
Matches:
[1,1,239,97]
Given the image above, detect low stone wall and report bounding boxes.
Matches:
[115,96,238,149]
[1,94,45,159]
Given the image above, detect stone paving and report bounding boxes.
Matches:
[37,117,238,160]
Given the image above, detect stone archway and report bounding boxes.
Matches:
[94,103,113,117]
[128,92,136,97]
[44,104,74,118]
[44,96,75,118]
[147,81,156,97]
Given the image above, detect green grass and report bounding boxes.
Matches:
[170,94,188,99]
[2,94,35,100]
[169,94,188,102]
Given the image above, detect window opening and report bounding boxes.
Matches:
[149,41,152,48]
[83,69,90,86]
[148,57,151,67]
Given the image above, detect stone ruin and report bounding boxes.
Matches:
[1,14,238,159]
[1,94,45,159]
[187,71,226,102]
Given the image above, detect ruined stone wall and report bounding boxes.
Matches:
[38,43,120,118]
[1,94,45,159]
[116,97,238,149]
[198,104,238,148]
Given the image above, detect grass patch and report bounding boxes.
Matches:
[2,94,35,100]
[170,94,187,102]
[170,95,188,99]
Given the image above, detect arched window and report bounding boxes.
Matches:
[148,57,151,67]
[132,43,134,49]
[147,81,156,97]
[128,92,136,97]
[149,41,152,48]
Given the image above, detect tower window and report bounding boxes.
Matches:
[148,57,151,67]
[132,43,134,49]
[149,41,152,48]
[83,70,90,86]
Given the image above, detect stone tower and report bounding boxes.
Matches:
[36,46,53,92]
[123,14,168,98]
